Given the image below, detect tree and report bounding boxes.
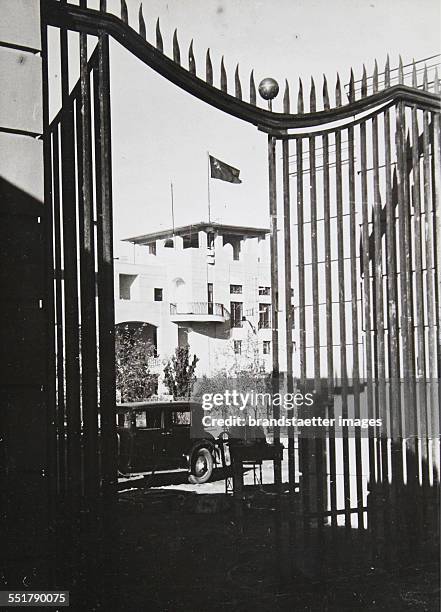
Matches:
[115,324,157,402]
[163,346,199,400]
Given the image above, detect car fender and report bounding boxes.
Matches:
[185,438,216,470]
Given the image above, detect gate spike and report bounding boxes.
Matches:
[398,55,404,84]
[435,67,440,94]
[173,29,181,65]
[283,79,290,113]
[100,0,107,11]
[422,64,428,90]
[220,56,228,92]
[411,60,417,88]
[361,65,367,97]
[188,40,196,75]
[309,77,316,112]
[206,49,213,85]
[297,78,304,113]
[249,70,256,105]
[349,68,355,102]
[323,75,330,110]
[120,0,128,23]
[156,19,163,52]
[384,55,390,88]
[372,60,378,93]
[234,64,242,100]
[335,73,342,107]
[138,4,146,39]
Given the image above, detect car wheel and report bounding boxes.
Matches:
[188,447,213,484]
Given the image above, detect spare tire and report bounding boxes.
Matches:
[188,447,214,484]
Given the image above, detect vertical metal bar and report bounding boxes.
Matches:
[41,17,57,543]
[431,77,441,492]
[60,26,82,509]
[296,132,310,531]
[395,99,411,485]
[77,23,99,502]
[322,124,337,532]
[372,110,389,527]
[51,127,65,498]
[384,101,401,547]
[94,33,117,499]
[423,109,438,487]
[360,82,376,538]
[432,80,441,383]
[348,121,363,529]
[309,104,324,534]
[268,134,282,488]
[411,101,428,499]
[282,91,295,496]
[335,125,351,531]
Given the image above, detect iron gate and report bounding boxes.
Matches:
[41,0,440,578]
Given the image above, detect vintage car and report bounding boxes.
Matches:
[116,400,216,484]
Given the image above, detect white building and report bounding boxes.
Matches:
[114,222,281,381]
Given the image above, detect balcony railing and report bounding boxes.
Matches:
[170,302,227,318]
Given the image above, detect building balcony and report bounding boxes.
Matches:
[170,302,228,323]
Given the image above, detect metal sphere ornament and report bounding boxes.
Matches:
[258,77,279,100]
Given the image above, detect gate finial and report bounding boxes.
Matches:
[283,79,290,113]
[173,29,181,65]
[349,69,355,102]
[335,74,342,107]
[138,4,146,39]
[220,57,228,92]
[423,64,428,90]
[235,65,242,100]
[310,77,316,112]
[249,70,256,105]
[297,78,304,113]
[188,40,196,75]
[373,60,378,93]
[384,56,390,89]
[120,0,128,23]
[206,49,213,85]
[398,56,404,84]
[411,60,417,88]
[156,19,164,52]
[361,65,367,97]
[323,75,330,110]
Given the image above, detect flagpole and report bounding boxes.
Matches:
[170,181,175,235]
[207,151,211,223]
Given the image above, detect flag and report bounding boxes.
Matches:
[209,155,242,184]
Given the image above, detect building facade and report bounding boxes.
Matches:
[114,222,284,385]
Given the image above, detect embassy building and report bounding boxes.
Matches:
[114,222,294,387]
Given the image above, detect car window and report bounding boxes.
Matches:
[135,408,162,429]
[117,412,131,428]
[171,411,191,425]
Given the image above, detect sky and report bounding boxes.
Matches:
[48,0,441,247]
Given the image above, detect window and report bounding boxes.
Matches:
[207,231,215,249]
[171,411,191,425]
[207,283,213,314]
[259,303,271,329]
[154,288,163,302]
[119,274,137,300]
[233,340,242,355]
[263,340,271,355]
[259,286,271,296]
[230,301,243,328]
[230,284,242,294]
[291,288,294,298]
[148,243,156,255]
